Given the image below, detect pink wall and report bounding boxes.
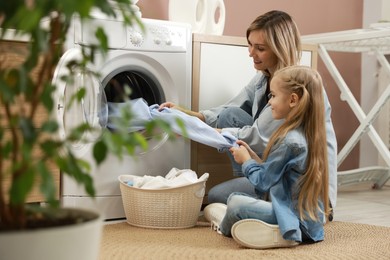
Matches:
[138,0,364,170]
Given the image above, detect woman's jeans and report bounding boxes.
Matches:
[208,107,257,204]
[219,192,277,237]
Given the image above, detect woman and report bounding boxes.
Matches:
[159,10,337,215]
[205,65,330,249]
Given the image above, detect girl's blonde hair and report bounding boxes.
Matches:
[263,65,330,221]
[246,10,302,76]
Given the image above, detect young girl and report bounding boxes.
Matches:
[204,65,330,249]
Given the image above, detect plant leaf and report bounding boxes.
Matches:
[93,140,107,164]
[37,161,58,207]
[9,167,35,205]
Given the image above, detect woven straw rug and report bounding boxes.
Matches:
[99,221,390,259]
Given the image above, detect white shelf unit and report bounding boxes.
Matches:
[302,25,390,188]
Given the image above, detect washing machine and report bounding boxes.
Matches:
[52,11,192,220]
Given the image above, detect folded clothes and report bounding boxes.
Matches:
[107,98,238,152]
[124,168,209,189]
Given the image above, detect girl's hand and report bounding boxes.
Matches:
[233,140,263,163]
[230,146,250,164]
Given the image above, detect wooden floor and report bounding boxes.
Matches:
[333,181,390,227]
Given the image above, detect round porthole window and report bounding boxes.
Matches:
[104,70,164,105]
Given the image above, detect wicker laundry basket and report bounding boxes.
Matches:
[118,175,207,229]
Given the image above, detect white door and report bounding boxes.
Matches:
[52,48,108,157]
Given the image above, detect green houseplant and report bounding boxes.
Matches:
[0,1,183,258]
[0,0,178,236]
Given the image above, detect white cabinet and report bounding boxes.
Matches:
[198,42,256,110]
[191,34,251,201]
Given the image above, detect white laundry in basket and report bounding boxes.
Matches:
[124,168,209,189]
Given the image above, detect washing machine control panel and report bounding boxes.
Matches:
[127,19,191,52]
[73,16,191,53]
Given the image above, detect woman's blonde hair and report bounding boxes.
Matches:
[246,10,302,76]
[263,65,330,221]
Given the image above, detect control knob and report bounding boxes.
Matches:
[130,31,143,46]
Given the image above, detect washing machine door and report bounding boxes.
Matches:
[52,48,108,157]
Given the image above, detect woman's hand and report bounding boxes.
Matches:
[159,102,177,110]
[158,102,206,122]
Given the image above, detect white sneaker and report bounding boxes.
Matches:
[203,203,227,235]
[231,219,299,249]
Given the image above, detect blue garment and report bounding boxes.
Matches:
[219,128,325,243]
[150,104,238,152]
[107,99,238,152]
[107,99,153,132]
[204,72,338,209]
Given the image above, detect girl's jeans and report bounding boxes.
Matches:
[219,192,277,237]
